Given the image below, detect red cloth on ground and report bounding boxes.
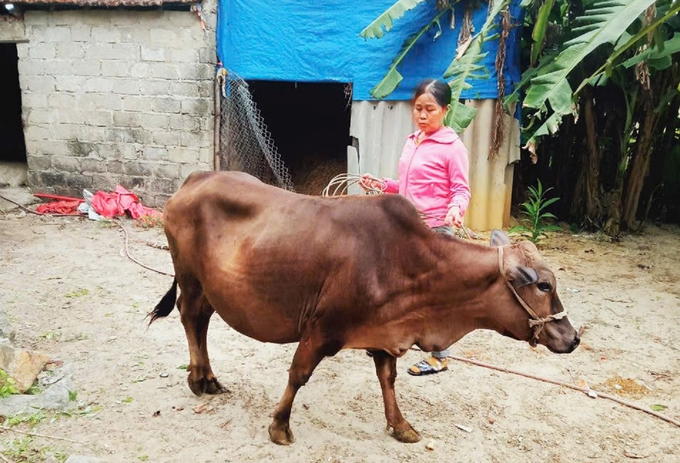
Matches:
[91,185,161,219]
[35,200,82,215]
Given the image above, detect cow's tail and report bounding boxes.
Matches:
[148,278,178,325]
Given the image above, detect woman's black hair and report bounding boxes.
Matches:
[412,79,452,108]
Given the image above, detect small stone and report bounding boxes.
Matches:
[425,440,436,451]
[0,343,51,392]
[160,372,169,378]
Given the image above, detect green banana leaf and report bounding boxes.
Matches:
[360,0,428,40]
[524,0,657,113]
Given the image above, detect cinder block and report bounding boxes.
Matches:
[45,26,71,42]
[180,98,211,115]
[108,44,140,61]
[178,63,214,81]
[141,46,165,62]
[167,147,200,164]
[119,27,149,43]
[152,162,180,179]
[150,177,181,195]
[71,24,91,42]
[169,114,199,132]
[122,96,153,112]
[170,82,199,98]
[48,92,77,109]
[91,26,121,43]
[52,156,81,173]
[19,60,45,76]
[140,113,170,130]
[150,29,178,45]
[43,60,73,76]
[39,171,67,186]
[56,43,85,59]
[80,158,108,174]
[22,92,49,109]
[72,61,101,76]
[38,140,70,156]
[77,124,109,141]
[28,110,58,124]
[149,63,180,80]
[129,63,150,78]
[151,97,180,114]
[67,139,97,157]
[24,125,51,141]
[141,146,167,161]
[140,80,171,96]
[101,61,131,78]
[66,174,93,189]
[152,130,180,146]
[107,161,124,174]
[168,48,198,63]
[124,161,153,177]
[28,155,53,171]
[55,75,87,93]
[84,43,113,60]
[112,79,140,95]
[113,111,141,128]
[27,76,55,93]
[85,77,114,93]
[78,93,123,112]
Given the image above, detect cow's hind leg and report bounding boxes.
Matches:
[177,282,225,396]
[372,351,420,443]
[269,332,339,445]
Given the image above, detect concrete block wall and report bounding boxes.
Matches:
[16,3,217,206]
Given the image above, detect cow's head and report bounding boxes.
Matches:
[490,230,580,354]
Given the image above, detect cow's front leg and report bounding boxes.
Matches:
[269,332,331,445]
[372,351,421,443]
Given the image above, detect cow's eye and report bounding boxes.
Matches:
[537,282,552,293]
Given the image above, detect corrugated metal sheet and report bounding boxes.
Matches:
[348,99,520,231]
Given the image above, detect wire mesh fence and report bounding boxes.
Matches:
[217,70,294,191]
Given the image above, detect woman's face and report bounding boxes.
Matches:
[412,92,448,135]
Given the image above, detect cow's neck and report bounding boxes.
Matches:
[406,238,510,352]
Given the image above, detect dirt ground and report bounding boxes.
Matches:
[0,210,678,463]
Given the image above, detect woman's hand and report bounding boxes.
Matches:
[445,205,463,228]
[360,174,384,192]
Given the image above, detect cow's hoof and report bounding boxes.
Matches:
[188,376,227,396]
[268,422,295,445]
[392,427,421,443]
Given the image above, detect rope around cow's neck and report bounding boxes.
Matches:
[497,246,568,346]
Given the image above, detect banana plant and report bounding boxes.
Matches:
[362,0,510,133]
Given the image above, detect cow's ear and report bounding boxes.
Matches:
[508,266,539,287]
[490,230,511,247]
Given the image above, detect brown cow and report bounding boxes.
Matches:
[150,171,579,445]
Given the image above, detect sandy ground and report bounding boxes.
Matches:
[0,210,678,463]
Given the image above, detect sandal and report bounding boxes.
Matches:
[407,357,448,376]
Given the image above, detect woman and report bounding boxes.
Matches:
[361,79,471,376]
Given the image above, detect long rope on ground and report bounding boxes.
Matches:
[0,426,89,445]
[409,348,680,428]
[119,224,174,277]
[0,193,79,218]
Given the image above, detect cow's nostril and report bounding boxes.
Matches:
[572,336,580,350]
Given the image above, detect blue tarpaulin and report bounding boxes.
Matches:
[217,0,522,101]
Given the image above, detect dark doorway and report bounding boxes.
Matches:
[247,81,351,195]
[0,43,27,163]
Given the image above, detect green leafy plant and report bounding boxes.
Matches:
[0,369,19,398]
[509,180,561,243]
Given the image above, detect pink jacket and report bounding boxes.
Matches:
[383,127,470,228]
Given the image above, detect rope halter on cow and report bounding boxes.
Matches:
[497,246,568,347]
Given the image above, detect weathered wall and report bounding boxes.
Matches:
[12,4,216,206]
